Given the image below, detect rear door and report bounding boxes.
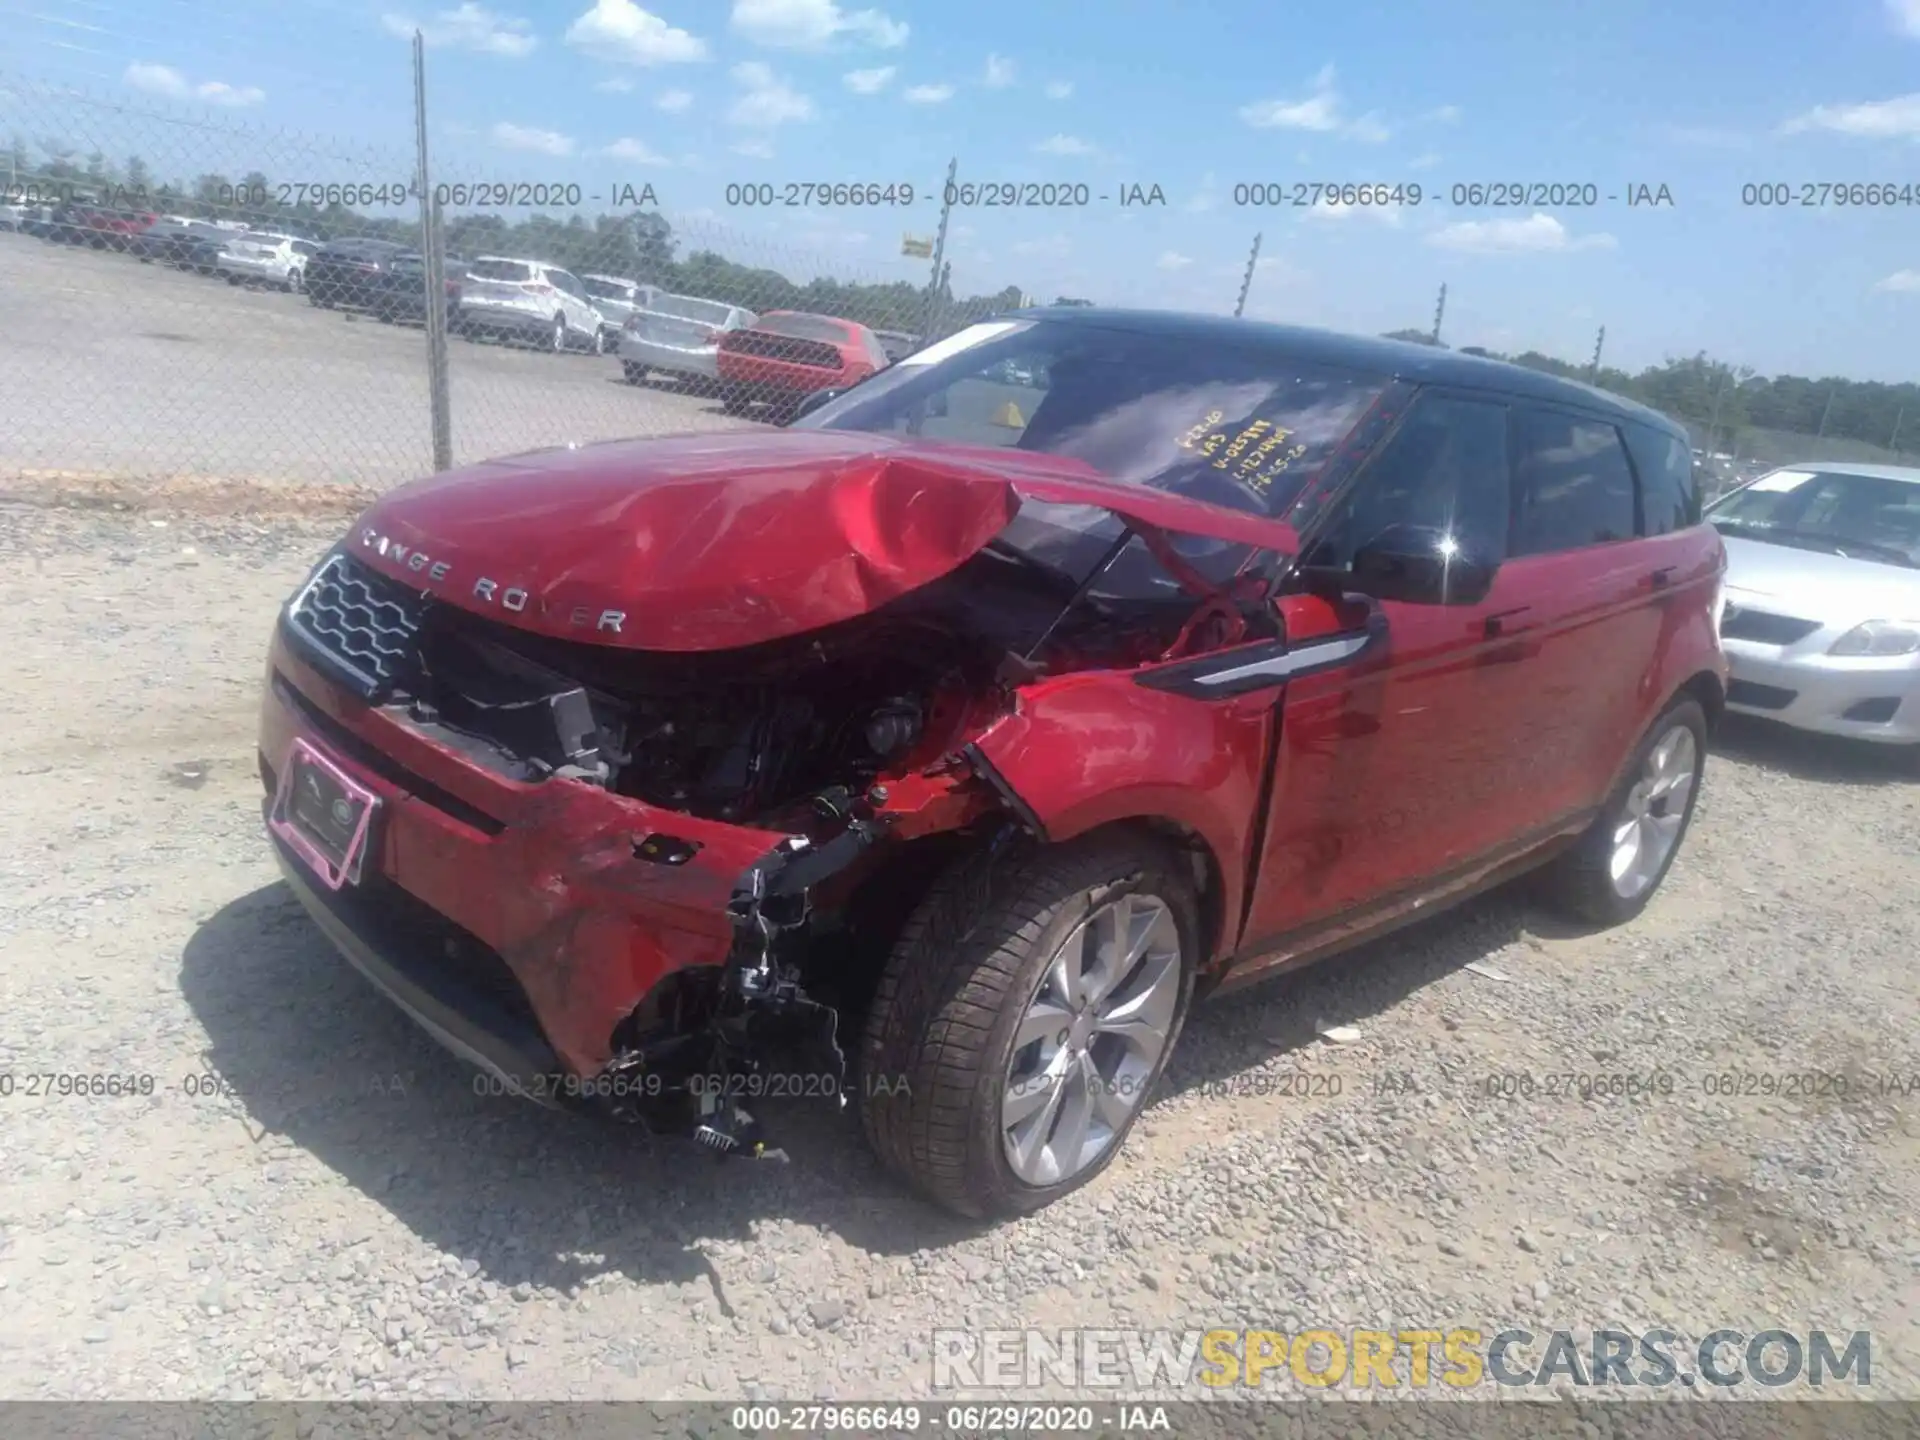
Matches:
[1498,404,1662,815]
[1239,388,1549,953]
[550,270,598,333]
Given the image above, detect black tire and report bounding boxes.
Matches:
[859,832,1199,1219]
[1538,696,1708,926]
[622,361,647,385]
[550,314,568,353]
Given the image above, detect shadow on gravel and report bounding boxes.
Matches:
[1712,713,1916,786]
[184,862,1543,1270]
[1156,878,1544,1102]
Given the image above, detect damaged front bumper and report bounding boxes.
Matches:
[258,625,927,1153]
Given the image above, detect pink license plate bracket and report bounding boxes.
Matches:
[269,737,381,891]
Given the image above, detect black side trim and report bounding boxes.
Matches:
[961,741,1049,840]
[1135,613,1386,699]
[270,833,568,1105]
[272,670,508,836]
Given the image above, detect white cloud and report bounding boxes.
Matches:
[595,76,636,92]
[1427,211,1616,254]
[731,0,907,49]
[565,0,707,65]
[1239,64,1391,141]
[729,61,814,127]
[843,66,895,93]
[1875,269,1920,292]
[903,83,955,104]
[1780,93,1920,139]
[1035,134,1094,156]
[984,53,1016,87]
[381,4,536,57]
[1348,112,1391,143]
[1408,151,1441,169]
[1890,0,1920,38]
[731,138,776,159]
[491,121,574,155]
[124,62,264,106]
[656,88,693,111]
[1043,79,1073,100]
[604,137,671,163]
[1427,104,1461,124]
[1156,251,1193,271]
[1185,172,1219,212]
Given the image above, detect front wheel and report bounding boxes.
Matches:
[860,834,1197,1219]
[1538,697,1707,926]
[549,314,568,353]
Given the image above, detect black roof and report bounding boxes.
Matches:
[1001,306,1685,439]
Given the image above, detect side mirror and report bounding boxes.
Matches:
[793,388,845,420]
[1348,523,1499,606]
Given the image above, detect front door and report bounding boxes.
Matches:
[1237,389,1552,959]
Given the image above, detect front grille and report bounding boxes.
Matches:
[1727,679,1796,711]
[723,331,843,369]
[286,552,424,697]
[1720,608,1821,646]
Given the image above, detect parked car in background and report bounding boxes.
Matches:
[306,238,412,309]
[256,310,1725,1220]
[871,328,921,364]
[367,251,465,326]
[132,217,230,266]
[15,204,58,237]
[716,311,891,418]
[454,256,607,353]
[216,232,319,291]
[579,275,656,342]
[179,231,232,275]
[82,208,159,250]
[41,203,102,245]
[1707,462,1920,752]
[616,292,755,388]
[0,202,28,232]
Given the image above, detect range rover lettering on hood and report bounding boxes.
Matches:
[345,430,1301,652]
[357,527,629,633]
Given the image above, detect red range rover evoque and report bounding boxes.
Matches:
[259,309,1727,1218]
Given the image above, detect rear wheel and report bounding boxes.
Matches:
[860,834,1197,1219]
[284,268,301,293]
[550,314,568,353]
[1539,697,1707,925]
[587,327,607,356]
[226,274,241,285]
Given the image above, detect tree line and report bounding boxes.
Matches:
[15,142,1910,454]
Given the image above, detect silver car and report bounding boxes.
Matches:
[1707,462,1920,747]
[216,232,319,291]
[579,274,657,342]
[617,292,756,386]
[456,256,608,354]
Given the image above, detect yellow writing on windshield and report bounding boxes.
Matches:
[1178,413,1310,495]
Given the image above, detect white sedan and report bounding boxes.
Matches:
[216,233,319,292]
[1708,462,1920,750]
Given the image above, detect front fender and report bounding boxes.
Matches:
[968,670,1276,963]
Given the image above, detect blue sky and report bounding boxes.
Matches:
[9,0,1920,380]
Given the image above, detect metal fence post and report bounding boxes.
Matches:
[412,32,454,473]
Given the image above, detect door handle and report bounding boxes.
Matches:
[1482,606,1533,640]
[1647,566,1677,590]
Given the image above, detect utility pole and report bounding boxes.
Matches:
[412,32,453,473]
[1816,387,1836,438]
[921,157,957,341]
[1587,326,1605,384]
[1707,370,1730,456]
[1892,404,1907,454]
[1431,283,1447,346]
[1233,233,1261,318]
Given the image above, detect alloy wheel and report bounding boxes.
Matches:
[1609,724,1697,899]
[1001,892,1183,1186]
[551,317,567,352]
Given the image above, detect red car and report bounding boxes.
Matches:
[84,208,158,249]
[714,309,890,417]
[258,309,1725,1217]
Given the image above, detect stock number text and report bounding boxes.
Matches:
[732,1406,924,1432]
[1481,1071,1676,1100]
[1740,182,1919,208]
[217,181,410,209]
[2,1072,157,1099]
[1234,182,1422,208]
[724,182,915,207]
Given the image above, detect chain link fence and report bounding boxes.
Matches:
[0,72,1022,494]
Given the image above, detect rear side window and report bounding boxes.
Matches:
[1623,423,1701,533]
[1510,407,1638,556]
[471,260,533,282]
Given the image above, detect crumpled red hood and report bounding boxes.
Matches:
[347,429,1299,651]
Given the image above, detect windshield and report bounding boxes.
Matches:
[1709,468,1920,569]
[794,317,1390,591]
[581,277,631,300]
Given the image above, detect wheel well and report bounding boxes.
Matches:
[1081,816,1230,970]
[1678,669,1726,736]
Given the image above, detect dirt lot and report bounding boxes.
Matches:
[0,232,757,488]
[0,479,1917,1404]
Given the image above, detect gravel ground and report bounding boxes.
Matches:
[2,484,1919,1406]
[0,232,760,488]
